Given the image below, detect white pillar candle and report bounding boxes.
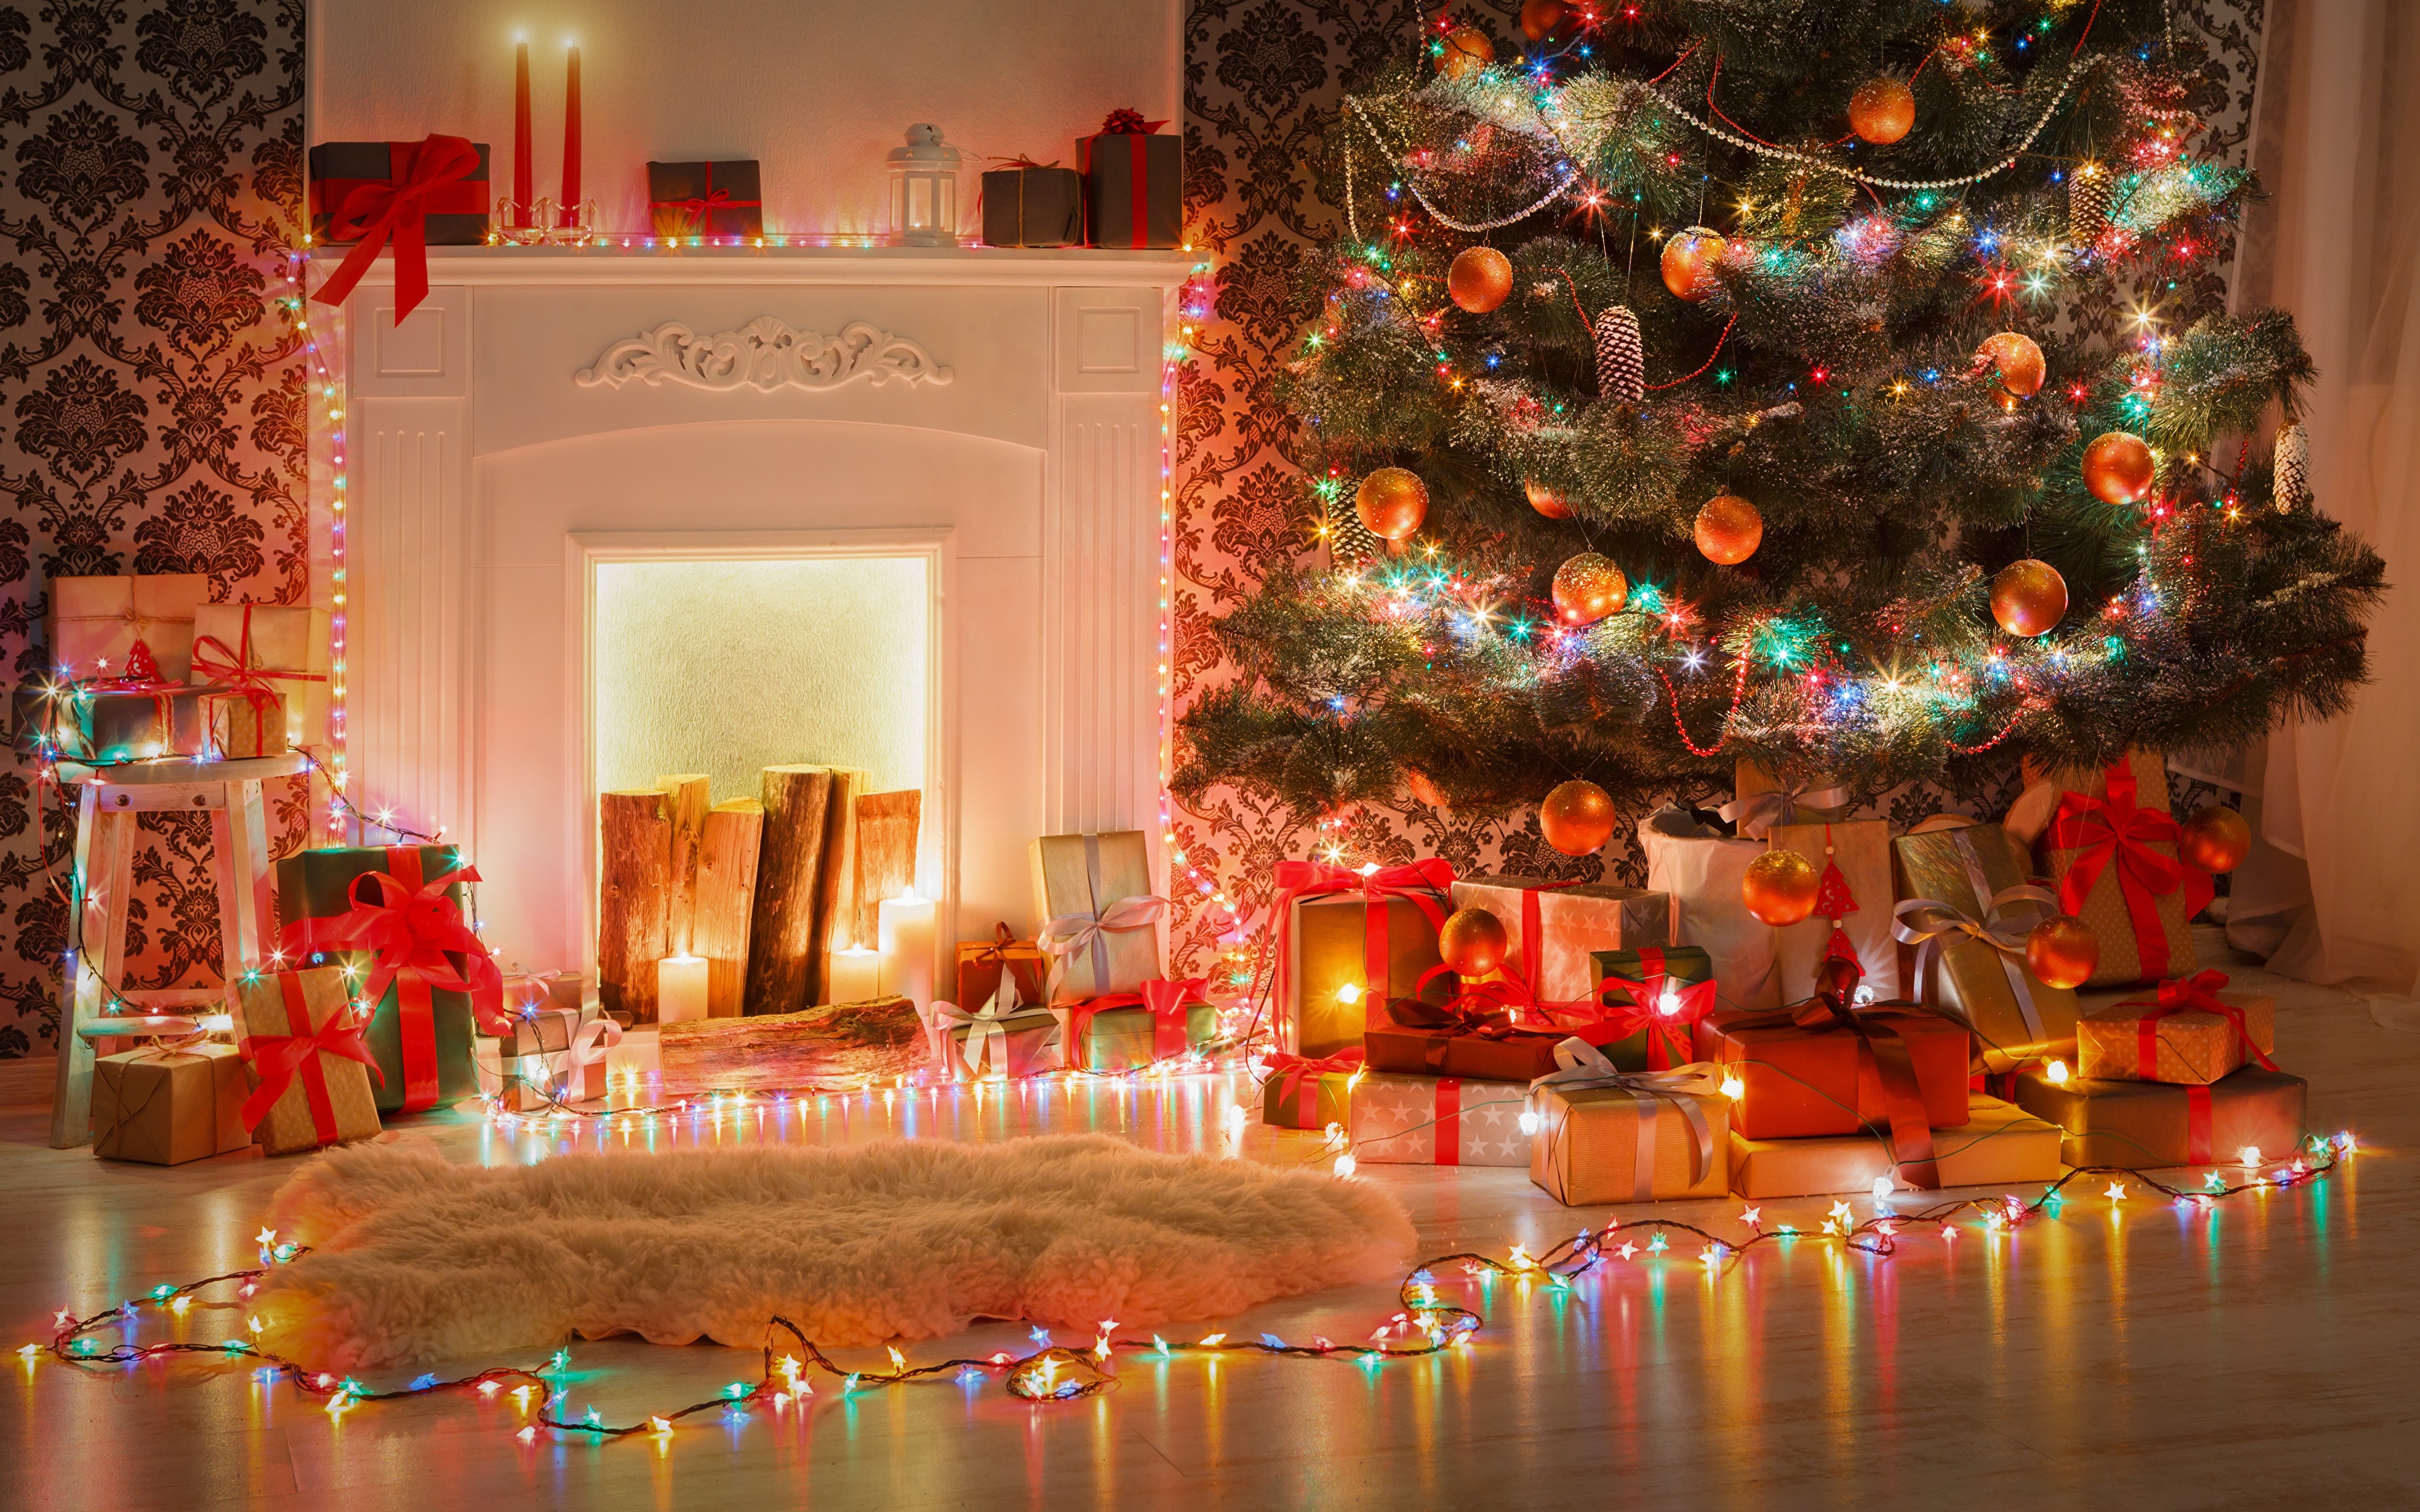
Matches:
[877,891,936,1007]
[828,946,882,1004]
[656,953,709,1024]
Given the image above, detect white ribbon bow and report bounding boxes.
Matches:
[1038,893,1168,1002]
[1719,779,1853,840]
[1528,1036,1722,1199]
[923,973,1059,1079]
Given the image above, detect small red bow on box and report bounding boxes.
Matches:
[1098,108,1169,135]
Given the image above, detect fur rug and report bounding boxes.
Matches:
[252,1135,1417,1371]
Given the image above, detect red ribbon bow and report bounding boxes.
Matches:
[1066,976,1210,1063]
[276,847,507,1111]
[1098,108,1168,135]
[2047,760,2214,980]
[238,971,384,1139]
[650,164,762,236]
[190,603,328,756]
[1724,956,1946,1188]
[311,134,485,324]
[1262,1046,1363,1126]
[1268,859,1455,1047]
[2116,968,2277,1079]
[1597,959,1718,1070]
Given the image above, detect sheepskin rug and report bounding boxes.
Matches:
[251,1135,1417,1371]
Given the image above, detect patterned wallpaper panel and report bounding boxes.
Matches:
[0,0,308,1058]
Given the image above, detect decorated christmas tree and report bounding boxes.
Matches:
[1176,0,2383,849]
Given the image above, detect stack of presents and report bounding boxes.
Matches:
[1267,752,2303,1203]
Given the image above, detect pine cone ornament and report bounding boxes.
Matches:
[2274,421,2310,512]
[2068,163,2113,251]
[1327,495,1386,560]
[1593,304,1644,403]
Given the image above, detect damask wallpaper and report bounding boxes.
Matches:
[0,0,306,1058]
[1167,0,2264,975]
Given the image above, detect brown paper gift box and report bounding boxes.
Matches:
[1365,1021,1599,1084]
[190,602,331,748]
[1530,1077,1731,1204]
[1347,1072,1531,1166]
[954,927,1051,1013]
[45,573,209,682]
[92,1045,251,1165]
[1770,818,1901,1001]
[1448,876,1670,1007]
[1893,820,2079,1072]
[201,686,287,759]
[2076,989,2274,1085]
[1727,1094,2062,1198]
[2029,748,2202,987]
[2014,1065,2306,1167]
[1030,832,1162,1003]
[1693,1004,1971,1140]
[1284,893,1449,1057]
[232,967,384,1156]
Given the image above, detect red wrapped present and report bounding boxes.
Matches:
[1272,858,1455,1056]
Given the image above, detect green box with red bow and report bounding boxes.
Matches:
[273,844,507,1115]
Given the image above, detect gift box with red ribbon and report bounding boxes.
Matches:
[1365,992,1625,1084]
[232,966,385,1156]
[2013,1063,2305,1167]
[1078,108,1180,248]
[274,844,507,1115]
[308,136,490,323]
[1052,977,1216,1072]
[647,159,763,239]
[1259,1047,1361,1130]
[1347,1072,1531,1166]
[1727,1094,2062,1198]
[1449,874,1669,1011]
[44,573,209,682]
[190,602,330,752]
[1274,858,1455,1057]
[2077,969,2277,1085]
[2034,750,2211,987]
[981,161,1083,247]
[1589,944,1718,1072]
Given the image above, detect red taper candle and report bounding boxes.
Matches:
[512,40,532,229]
[560,44,581,226]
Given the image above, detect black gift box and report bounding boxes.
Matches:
[982,166,1083,248]
[308,141,492,246]
[647,160,764,239]
[1078,132,1180,249]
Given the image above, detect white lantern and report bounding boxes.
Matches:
[887,123,962,246]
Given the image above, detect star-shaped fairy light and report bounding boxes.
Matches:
[1737,1207,1761,1228]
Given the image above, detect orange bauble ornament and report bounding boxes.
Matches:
[1448,246,1513,314]
[2025,915,2100,990]
[2083,432,2157,505]
[2178,804,2252,873]
[1552,552,1629,626]
[1355,467,1429,541]
[1661,226,1728,302]
[1524,479,1572,519]
[1694,493,1763,564]
[1991,558,2068,637]
[1519,0,1569,41]
[1438,907,1511,977]
[1978,331,2046,398]
[1439,25,1494,81]
[1741,849,1821,925]
[1847,77,1916,144]
[1539,779,1617,856]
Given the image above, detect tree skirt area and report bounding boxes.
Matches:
[251,1134,1417,1372]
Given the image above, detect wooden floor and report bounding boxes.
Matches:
[5,942,2416,1511]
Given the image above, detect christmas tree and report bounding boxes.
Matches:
[1176,1,2383,840]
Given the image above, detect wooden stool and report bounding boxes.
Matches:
[49,752,308,1148]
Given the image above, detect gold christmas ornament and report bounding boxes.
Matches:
[1438,907,1511,977]
[1519,0,1570,42]
[1660,226,1728,302]
[2024,915,2100,991]
[1990,558,2068,637]
[1694,493,1764,564]
[1552,552,1629,626]
[1978,331,2046,398]
[1355,467,1429,541]
[1539,779,1617,856]
[1847,77,1916,144]
[1524,479,1572,519]
[1439,25,1494,81]
[1741,849,1821,926]
[1447,246,1514,313]
[2082,431,2157,505]
[2178,805,2252,873]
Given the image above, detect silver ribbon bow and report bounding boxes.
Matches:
[1891,830,2059,1047]
[1719,779,1853,840]
[1528,1036,1722,1200]
[922,973,1059,1079]
[1039,893,1167,1001]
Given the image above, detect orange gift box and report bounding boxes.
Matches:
[1692,968,1972,1140]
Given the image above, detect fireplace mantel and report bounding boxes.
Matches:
[322,243,1189,982]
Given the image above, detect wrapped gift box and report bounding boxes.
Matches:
[475,1005,618,1108]
[1366,1017,1598,1084]
[1893,820,2079,1073]
[1530,1060,1731,1204]
[926,997,1065,1080]
[2014,1065,2305,1167]
[1769,818,1901,1002]
[954,927,1051,1016]
[1450,875,1669,1007]
[275,844,492,1114]
[2077,978,2275,1085]
[1727,760,1852,837]
[1260,1052,1360,1131]
[1727,1094,2062,1198]
[91,1044,250,1165]
[1589,944,1717,1072]
[1030,830,1164,1004]
[1695,999,1972,1140]
[1054,988,1214,1072]
[646,159,763,238]
[190,602,331,748]
[1283,890,1451,1057]
[232,967,384,1156]
[2031,750,2206,987]
[1348,1072,1531,1166]
[45,573,209,682]
[43,682,218,762]
[981,164,1083,247]
[201,685,286,759]
[501,970,587,1015]
[1078,120,1179,248]
[310,140,490,245]
[1640,806,1782,1010]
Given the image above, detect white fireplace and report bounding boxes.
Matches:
[323,246,1189,984]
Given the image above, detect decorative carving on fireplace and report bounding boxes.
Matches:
[576,317,955,393]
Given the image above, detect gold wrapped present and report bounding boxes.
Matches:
[2030,750,2208,987]
[200,685,287,758]
[232,967,384,1156]
[1273,859,1453,1057]
[1727,1094,2063,1198]
[1892,818,2078,1073]
[1031,832,1164,1003]
[92,1045,251,1165]
[190,602,331,748]
[1053,978,1214,1071]
[1527,1038,1729,1204]
[2075,970,2276,1085]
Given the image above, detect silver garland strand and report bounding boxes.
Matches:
[2274,421,2309,513]
[1593,304,1645,403]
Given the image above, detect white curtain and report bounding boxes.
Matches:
[2227,0,2420,1014]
